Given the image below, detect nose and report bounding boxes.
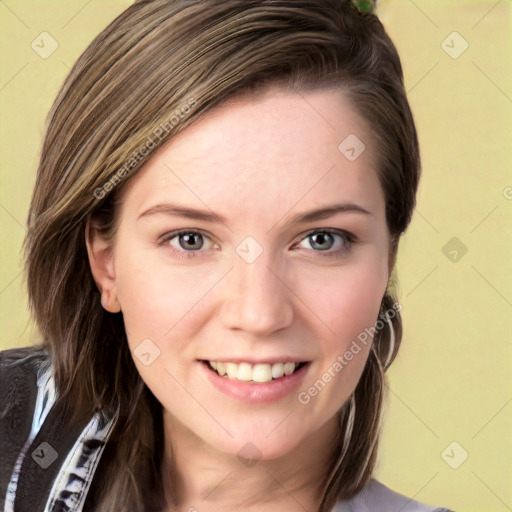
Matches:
[219,248,294,337]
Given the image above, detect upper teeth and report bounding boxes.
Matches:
[209,361,298,383]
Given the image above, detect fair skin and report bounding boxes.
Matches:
[87,87,391,512]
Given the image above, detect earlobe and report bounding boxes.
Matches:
[100,289,121,313]
[85,219,121,313]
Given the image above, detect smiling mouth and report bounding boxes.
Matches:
[201,360,308,383]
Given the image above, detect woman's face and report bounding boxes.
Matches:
[89,87,391,460]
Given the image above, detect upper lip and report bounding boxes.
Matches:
[199,358,310,365]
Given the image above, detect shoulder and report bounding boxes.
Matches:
[0,344,51,406]
[0,344,50,373]
[332,478,455,512]
[0,344,52,410]
[0,345,54,509]
[0,344,118,511]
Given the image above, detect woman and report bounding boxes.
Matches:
[0,1,455,511]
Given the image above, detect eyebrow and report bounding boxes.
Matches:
[137,202,372,226]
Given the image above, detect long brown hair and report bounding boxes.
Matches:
[23,1,420,510]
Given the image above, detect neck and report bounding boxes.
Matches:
[161,413,340,512]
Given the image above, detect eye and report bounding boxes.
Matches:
[295,229,354,258]
[159,230,219,260]
[159,228,355,260]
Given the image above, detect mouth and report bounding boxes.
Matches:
[201,360,309,383]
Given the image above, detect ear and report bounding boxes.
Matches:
[85,219,121,313]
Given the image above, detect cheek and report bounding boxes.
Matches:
[298,259,389,344]
[114,247,220,351]
[115,255,169,334]
[335,268,387,339]
[299,253,388,385]
[296,263,387,418]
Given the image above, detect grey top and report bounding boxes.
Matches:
[333,478,454,511]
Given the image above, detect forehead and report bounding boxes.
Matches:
[161,86,374,168]
[118,87,383,222]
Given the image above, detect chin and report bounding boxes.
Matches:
[209,426,311,463]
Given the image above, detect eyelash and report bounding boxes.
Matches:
[158,228,356,261]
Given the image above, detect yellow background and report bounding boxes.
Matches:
[0,1,511,510]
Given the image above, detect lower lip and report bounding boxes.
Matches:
[200,361,310,403]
